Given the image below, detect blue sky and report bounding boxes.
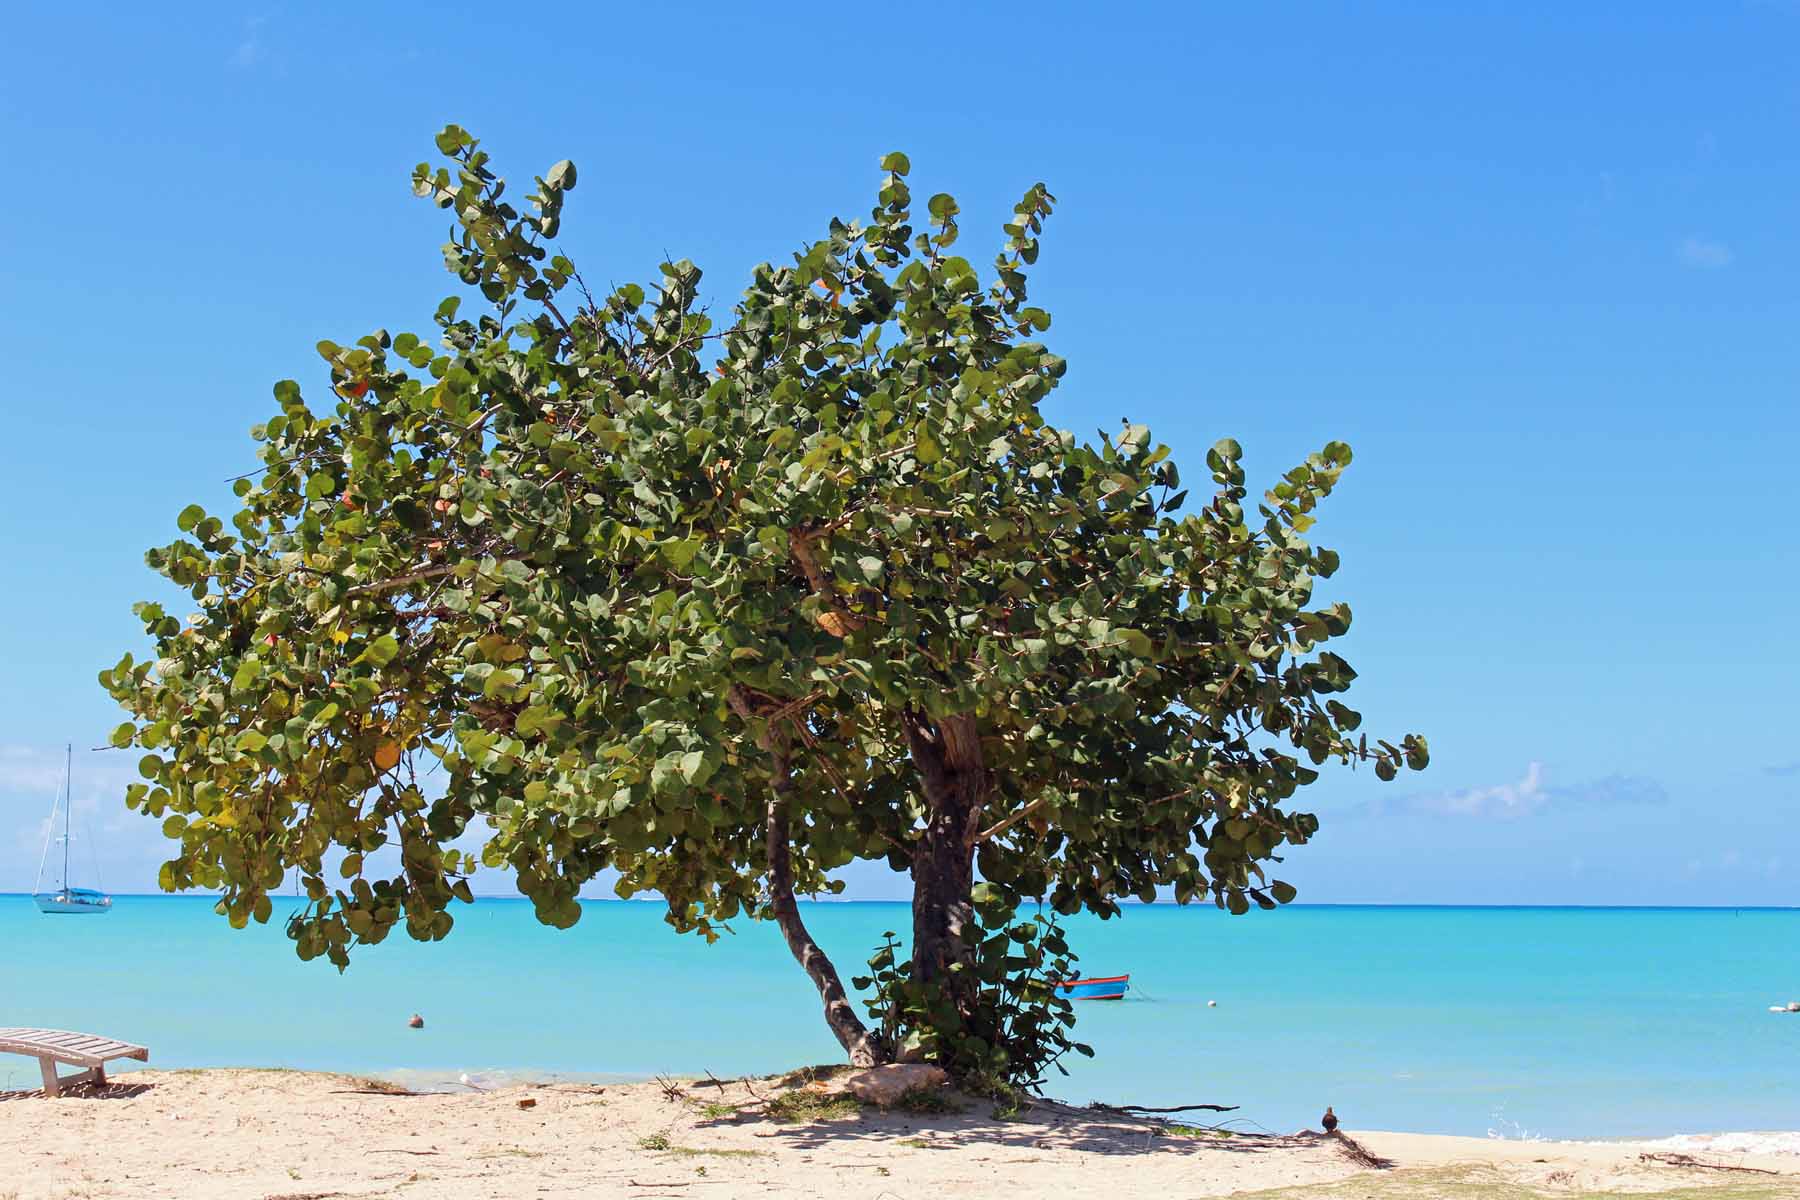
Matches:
[1,3,1794,903]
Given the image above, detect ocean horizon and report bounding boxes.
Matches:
[4,896,1796,1144]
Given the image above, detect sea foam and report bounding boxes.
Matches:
[1640,1131,1800,1158]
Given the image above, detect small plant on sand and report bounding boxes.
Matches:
[765,1090,861,1124]
[1160,1124,1230,1140]
[856,907,1086,1095]
[699,1101,736,1119]
[776,1065,847,1088]
[985,1088,1029,1121]
[896,1137,930,1149]
[637,1134,671,1151]
[892,1087,964,1116]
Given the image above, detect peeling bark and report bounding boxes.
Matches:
[903,710,988,1019]
[788,527,864,633]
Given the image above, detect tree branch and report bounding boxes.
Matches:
[974,794,1054,844]
[345,565,458,598]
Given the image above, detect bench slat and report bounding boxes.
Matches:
[0,1028,149,1068]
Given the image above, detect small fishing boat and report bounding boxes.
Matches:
[1052,974,1129,1001]
[32,744,111,915]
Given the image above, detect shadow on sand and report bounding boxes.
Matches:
[0,1079,155,1102]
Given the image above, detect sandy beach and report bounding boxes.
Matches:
[4,1068,1797,1200]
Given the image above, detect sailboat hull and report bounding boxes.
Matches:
[33,889,111,914]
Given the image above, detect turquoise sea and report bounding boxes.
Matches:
[2,898,1795,1141]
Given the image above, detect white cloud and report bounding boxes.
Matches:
[1356,763,1667,820]
[1677,236,1733,269]
[1431,761,1545,816]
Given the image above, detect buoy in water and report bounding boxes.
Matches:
[408,1013,425,1029]
[1207,1000,1218,1007]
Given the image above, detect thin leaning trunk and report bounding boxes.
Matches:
[764,729,883,1067]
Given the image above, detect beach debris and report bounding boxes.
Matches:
[1330,1132,1393,1169]
[841,1064,949,1107]
[407,1013,424,1029]
[1321,1106,1339,1133]
[517,1097,537,1110]
[1639,1152,1779,1176]
[1097,1101,1239,1116]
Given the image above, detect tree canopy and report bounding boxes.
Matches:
[103,128,1425,1075]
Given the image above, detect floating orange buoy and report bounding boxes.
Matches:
[408,1013,424,1029]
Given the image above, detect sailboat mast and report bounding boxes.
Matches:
[62,742,71,892]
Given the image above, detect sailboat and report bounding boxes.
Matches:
[33,743,112,914]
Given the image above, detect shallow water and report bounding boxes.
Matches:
[2,897,1794,1140]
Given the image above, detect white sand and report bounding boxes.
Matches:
[4,1069,1797,1199]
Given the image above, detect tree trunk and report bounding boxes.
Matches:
[904,711,987,1020]
[762,720,883,1067]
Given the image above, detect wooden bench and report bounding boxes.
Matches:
[0,1028,149,1096]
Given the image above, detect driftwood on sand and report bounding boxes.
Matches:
[1639,1151,1780,1176]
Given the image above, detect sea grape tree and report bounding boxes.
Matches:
[103,128,1426,1073]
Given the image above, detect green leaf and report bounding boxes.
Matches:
[662,538,703,571]
[355,635,400,668]
[176,504,205,532]
[880,151,911,176]
[230,658,261,694]
[1115,628,1152,657]
[915,427,941,464]
[678,750,711,785]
